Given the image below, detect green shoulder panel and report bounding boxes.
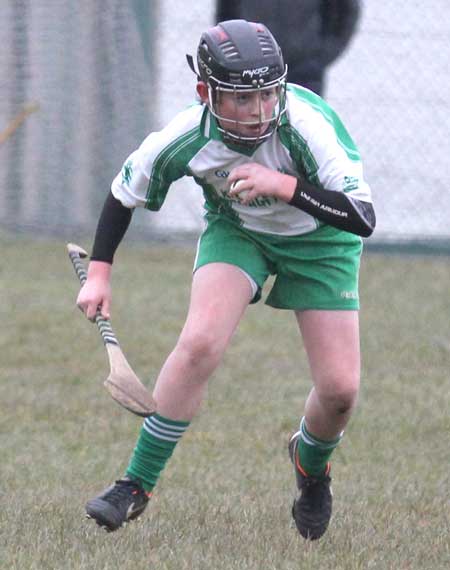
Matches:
[286,84,361,162]
[278,123,322,187]
[145,118,208,211]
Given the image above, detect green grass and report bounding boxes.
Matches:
[1,235,449,569]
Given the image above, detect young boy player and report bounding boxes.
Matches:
[77,19,375,540]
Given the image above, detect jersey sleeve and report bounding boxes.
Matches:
[286,87,372,204]
[111,146,151,209]
[111,104,206,211]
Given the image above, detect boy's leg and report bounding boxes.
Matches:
[86,263,253,531]
[151,262,254,420]
[126,262,253,487]
[289,309,360,540]
[296,309,360,444]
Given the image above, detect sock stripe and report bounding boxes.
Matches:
[299,417,343,450]
[151,415,189,430]
[127,414,190,492]
[143,424,179,442]
[144,425,181,442]
[143,416,188,442]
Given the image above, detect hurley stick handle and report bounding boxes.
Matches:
[67,242,156,417]
[67,243,119,347]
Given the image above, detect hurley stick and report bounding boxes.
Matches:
[67,243,156,417]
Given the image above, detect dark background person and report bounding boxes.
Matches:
[216,0,361,96]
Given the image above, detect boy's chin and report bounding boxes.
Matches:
[221,123,268,138]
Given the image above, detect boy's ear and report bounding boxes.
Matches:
[196,82,209,103]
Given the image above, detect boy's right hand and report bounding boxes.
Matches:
[76,261,112,322]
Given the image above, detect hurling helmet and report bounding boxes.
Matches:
[187,19,287,145]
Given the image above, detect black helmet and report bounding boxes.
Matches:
[187,20,287,145]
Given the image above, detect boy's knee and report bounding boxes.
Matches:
[334,388,358,415]
[318,376,360,416]
[177,329,224,367]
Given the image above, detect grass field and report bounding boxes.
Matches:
[1,234,449,569]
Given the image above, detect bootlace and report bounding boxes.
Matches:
[103,480,140,506]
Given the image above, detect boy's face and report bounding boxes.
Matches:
[197,82,280,140]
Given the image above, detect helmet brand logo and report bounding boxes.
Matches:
[242,66,269,78]
[199,59,212,75]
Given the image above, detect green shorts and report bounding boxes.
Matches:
[194,215,363,310]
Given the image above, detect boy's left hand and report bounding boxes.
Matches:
[228,163,297,205]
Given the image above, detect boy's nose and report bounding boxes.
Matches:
[248,96,263,117]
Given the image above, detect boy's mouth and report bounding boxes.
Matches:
[245,123,268,135]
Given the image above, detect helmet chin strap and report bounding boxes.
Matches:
[186,54,200,79]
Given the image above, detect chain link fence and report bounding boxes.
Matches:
[327,0,450,250]
[1,1,449,250]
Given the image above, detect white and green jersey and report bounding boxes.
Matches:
[111,84,372,237]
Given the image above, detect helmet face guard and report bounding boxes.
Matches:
[188,20,287,146]
[206,70,287,145]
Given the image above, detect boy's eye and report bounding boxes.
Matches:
[230,89,278,106]
[236,94,250,104]
[261,90,277,101]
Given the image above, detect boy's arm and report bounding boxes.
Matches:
[91,191,134,263]
[76,191,133,320]
[228,164,375,238]
[288,177,376,238]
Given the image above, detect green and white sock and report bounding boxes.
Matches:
[297,416,343,477]
[126,413,189,493]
